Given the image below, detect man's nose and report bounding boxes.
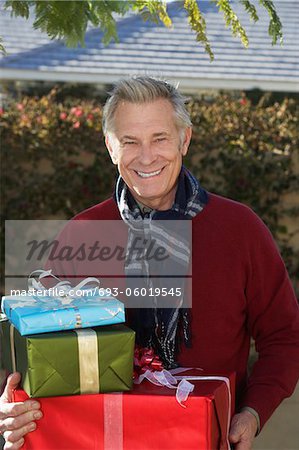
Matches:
[138,143,157,165]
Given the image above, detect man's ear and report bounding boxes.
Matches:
[105,135,118,165]
[180,127,192,156]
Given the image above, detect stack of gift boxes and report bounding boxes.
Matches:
[1,272,235,450]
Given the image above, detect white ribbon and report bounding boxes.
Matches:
[28,269,102,303]
[134,369,178,389]
[175,378,195,405]
[134,367,201,405]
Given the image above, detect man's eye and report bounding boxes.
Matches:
[124,141,136,145]
[155,138,166,143]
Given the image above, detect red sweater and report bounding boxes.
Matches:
[58,192,299,430]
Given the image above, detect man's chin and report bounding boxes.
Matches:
[133,192,160,203]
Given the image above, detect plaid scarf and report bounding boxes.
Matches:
[115,166,208,368]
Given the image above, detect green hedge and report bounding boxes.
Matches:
[1,90,298,293]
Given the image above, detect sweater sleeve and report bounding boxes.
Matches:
[239,210,299,430]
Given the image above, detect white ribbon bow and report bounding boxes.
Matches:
[28,269,101,304]
[134,367,197,407]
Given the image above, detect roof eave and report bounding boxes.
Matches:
[1,68,298,93]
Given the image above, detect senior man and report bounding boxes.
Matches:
[1,77,299,450]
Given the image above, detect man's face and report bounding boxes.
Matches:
[105,99,192,210]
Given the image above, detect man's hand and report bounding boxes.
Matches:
[0,372,42,450]
[229,410,258,450]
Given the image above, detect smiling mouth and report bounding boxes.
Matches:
[135,167,164,178]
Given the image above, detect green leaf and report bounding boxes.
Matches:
[0,36,7,55]
[212,0,249,48]
[131,1,172,28]
[31,1,87,46]
[4,0,31,19]
[184,0,214,61]
[259,0,283,45]
[240,0,259,22]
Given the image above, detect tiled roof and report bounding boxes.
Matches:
[1,1,298,91]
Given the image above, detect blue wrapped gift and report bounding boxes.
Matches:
[1,270,125,336]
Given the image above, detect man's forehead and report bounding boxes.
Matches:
[114,98,174,114]
[113,99,177,130]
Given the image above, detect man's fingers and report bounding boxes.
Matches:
[1,408,42,449]
[1,374,21,404]
[229,416,244,443]
[229,428,243,444]
[3,437,25,450]
[0,400,40,422]
[1,408,42,433]
[3,421,36,444]
[0,373,41,448]
[229,412,256,450]
[229,422,252,450]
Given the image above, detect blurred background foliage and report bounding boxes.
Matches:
[1,87,298,294]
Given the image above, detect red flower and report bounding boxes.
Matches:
[70,106,83,117]
[240,98,247,105]
[17,103,24,111]
[0,107,3,116]
[60,112,67,120]
[74,109,83,117]
[73,121,80,129]
[87,113,94,121]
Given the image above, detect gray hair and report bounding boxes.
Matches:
[102,76,192,136]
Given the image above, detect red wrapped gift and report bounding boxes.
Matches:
[14,371,235,450]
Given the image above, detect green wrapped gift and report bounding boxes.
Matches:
[1,319,135,398]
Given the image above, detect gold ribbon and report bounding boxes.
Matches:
[74,328,100,394]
